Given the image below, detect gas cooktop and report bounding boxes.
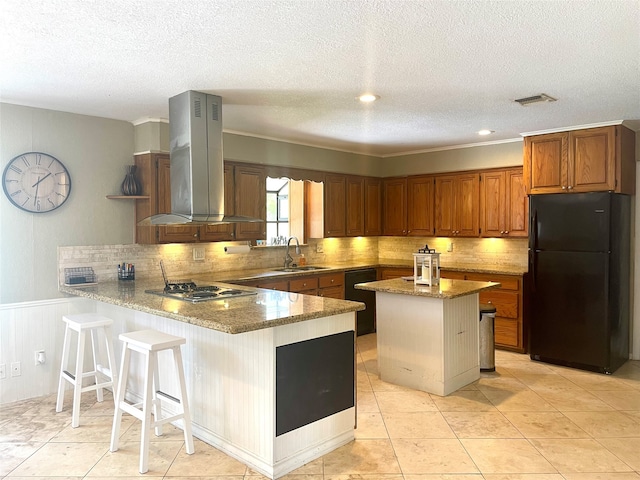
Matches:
[145,282,257,303]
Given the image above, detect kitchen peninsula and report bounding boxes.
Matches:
[60,279,364,479]
[355,278,499,396]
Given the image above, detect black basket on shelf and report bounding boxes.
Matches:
[64,267,96,286]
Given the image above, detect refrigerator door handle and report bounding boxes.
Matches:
[529,249,536,292]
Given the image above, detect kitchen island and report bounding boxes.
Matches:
[355,278,499,396]
[60,280,364,479]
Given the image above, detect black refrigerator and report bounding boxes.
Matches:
[528,192,631,374]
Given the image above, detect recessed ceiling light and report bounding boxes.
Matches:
[478,129,495,136]
[358,94,379,103]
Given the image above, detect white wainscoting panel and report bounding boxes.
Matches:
[0,297,94,404]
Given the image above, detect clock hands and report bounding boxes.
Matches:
[31,172,51,188]
[34,176,40,206]
[31,173,53,207]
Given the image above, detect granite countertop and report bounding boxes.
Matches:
[59,280,364,335]
[354,278,500,299]
[192,259,526,284]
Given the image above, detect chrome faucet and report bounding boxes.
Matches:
[284,236,301,268]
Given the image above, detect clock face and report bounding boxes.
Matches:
[2,152,72,213]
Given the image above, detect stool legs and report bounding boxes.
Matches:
[139,349,156,474]
[173,346,194,454]
[71,329,87,428]
[56,324,72,413]
[56,315,117,428]
[111,332,194,474]
[110,343,130,453]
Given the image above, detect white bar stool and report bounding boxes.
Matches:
[110,329,194,474]
[56,313,118,428]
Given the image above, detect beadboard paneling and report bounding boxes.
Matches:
[0,297,94,404]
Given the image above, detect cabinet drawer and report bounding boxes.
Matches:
[289,276,319,292]
[256,280,289,291]
[495,318,519,348]
[440,270,466,280]
[378,267,413,280]
[319,272,344,288]
[464,272,520,290]
[296,288,319,296]
[318,286,344,299]
[479,290,519,319]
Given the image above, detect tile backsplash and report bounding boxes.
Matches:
[58,236,527,285]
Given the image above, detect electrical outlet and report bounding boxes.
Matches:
[447,242,453,252]
[316,243,324,253]
[35,350,46,366]
[11,361,21,377]
[193,247,205,261]
[0,364,5,379]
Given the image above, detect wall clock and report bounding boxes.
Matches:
[2,152,72,213]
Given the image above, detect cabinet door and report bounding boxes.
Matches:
[364,177,382,236]
[569,126,615,192]
[134,153,157,244]
[156,156,200,244]
[346,175,364,237]
[234,164,266,241]
[504,168,528,237]
[199,163,235,242]
[324,174,347,237]
[407,175,435,236]
[455,173,479,237]
[524,132,568,194]
[434,175,456,236]
[383,178,407,236]
[480,171,505,237]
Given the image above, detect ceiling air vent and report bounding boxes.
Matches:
[515,93,557,106]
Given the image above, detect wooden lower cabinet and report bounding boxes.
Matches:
[377,267,413,280]
[441,270,525,353]
[240,272,345,299]
[318,272,345,299]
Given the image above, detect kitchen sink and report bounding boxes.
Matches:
[272,266,330,273]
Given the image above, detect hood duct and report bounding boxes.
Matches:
[139,91,263,225]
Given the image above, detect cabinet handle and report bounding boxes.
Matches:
[331,279,335,283]
[505,230,509,234]
[562,186,567,190]
[568,186,573,190]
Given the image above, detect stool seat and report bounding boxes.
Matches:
[111,329,194,474]
[119,329,186,351]
[56,313,117,428]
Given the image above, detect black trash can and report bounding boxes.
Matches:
[479,303,497,372]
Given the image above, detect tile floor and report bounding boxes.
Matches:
[2,332,640,479]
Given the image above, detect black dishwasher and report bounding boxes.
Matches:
[345,268,377,336]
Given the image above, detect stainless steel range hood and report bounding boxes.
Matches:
[139,91,263,225]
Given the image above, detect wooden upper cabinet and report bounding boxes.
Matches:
[234,163,266,241]
[434,173,479,237]
[505,169,528,237]
[524,125,635,195]
[364,177,382,236]
[346,175,365,237]
[324,174,347,237]
[570,127,615,192]
[406,175,435,236]
[523,132,567,194]
[480,168,528,238]
[155,155,199,244]
[199,163,235,242]
[134,153,198,244]
[383,177,407,236]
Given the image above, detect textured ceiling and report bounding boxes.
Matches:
[1,0,638,157]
